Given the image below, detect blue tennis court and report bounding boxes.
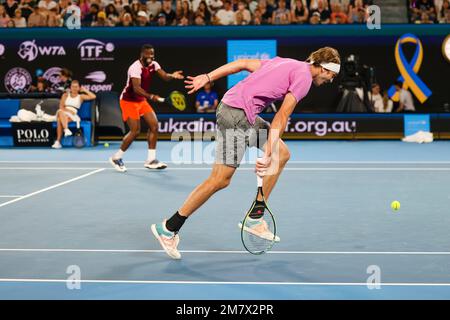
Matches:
[1,140,450,300]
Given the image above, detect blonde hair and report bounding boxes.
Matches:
[306,47,341,67]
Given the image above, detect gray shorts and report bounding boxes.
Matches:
[215,102,270,168]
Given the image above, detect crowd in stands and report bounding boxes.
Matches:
[0,0,381,28]
[409,0,450,23]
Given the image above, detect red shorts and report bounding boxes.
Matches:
[119,99,154,122]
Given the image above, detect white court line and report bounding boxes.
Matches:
[1,248,450,255]
[1,167,450,171]
[0,278,450,286]
[0,169,105,209]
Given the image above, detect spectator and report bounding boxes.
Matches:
[147,0,162,18]
[195,0,211,24]
[309,0,330,24]
[47,7,62,26]
[6,19,15,27]
[348,0,367,23]
[215,0,235,24]
[330,2,348,24]
[438,0,449,22]
[418,10,434,23]
[157,11,167,25]
[246,0,258,14]
[191,0,202,12]
[272,0,291,24]
[252,7,262,24]
[257,0,272,24]
[5,0,19,18]
[180,0,193,23]
[330,0,350,13]
[0,4,12,27]
[209,0,224,14]
[31,77,50,93]
[92,10,113,25]
[161,0,176,24]
[82,3,99,25]
[52,80,96,149]
[117,11,134,25]
[12,8,27,27]
[235,0,251,24]
[135,10,149,25]
[56,68,73,93]
[130,0,141,17]
[18,0,34,20]
[394,81,415,113]
[370,83,393,113]
[105,3,120,24]
[28,5,47,26]
[410,0,436,22]
[195,82,218,113]
[178,14,189,25]
[291,0,308,24]
[194,13,206,24]
[37,0,58,15]
[80,0,92,17]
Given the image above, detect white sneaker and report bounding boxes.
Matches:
[64,129,72,137]
[239,218,280,242]
[151,220,181,259]
[144,159,168,170]
[51,141,62,149]
[109,157,127,172]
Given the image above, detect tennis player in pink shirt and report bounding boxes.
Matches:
[152,47,341,259]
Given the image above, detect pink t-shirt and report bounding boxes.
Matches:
[222,57,313,125]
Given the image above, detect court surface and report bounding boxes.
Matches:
[1,140,450,300]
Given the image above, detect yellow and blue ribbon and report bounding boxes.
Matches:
[388,33,432,104]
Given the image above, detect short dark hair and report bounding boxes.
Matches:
[394,80,403,87]
[60,68,73,78]
[141,44,154,52]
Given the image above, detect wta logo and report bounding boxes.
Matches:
[78,39,115,61]
[18,40,66,62]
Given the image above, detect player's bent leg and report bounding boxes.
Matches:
[151,163,237,259]
[109,118,140,172]
[142,111,167,169]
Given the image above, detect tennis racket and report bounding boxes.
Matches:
[73,128,85,148]
[164,90,187,111]
[239,172,278,255]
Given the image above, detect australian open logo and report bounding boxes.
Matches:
[4,67,32,93]
[78,39,115,61]
[18,40,66,62]
[43,67,63,91]
[82,71,113,92]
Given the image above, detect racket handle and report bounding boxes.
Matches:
[256,174,263,187]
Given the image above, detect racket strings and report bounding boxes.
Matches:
[242,206,275,254]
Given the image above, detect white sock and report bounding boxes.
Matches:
[148,149,156,162]
[113,149,125,160]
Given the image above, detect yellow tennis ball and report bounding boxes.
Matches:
[104,143,109,148]
[391,201,401,211]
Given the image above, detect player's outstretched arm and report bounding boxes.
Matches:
[156,69,184,82]
[184,59,261,94]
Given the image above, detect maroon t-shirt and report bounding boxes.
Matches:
[120,59,161,102]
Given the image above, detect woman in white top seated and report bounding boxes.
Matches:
[52,80,96,149]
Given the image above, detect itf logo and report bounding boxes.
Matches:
[227,40,277,89]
